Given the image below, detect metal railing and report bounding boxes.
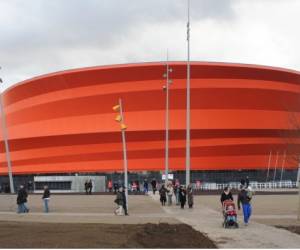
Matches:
[195,180,297,190]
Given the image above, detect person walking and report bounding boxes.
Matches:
[159,184,167,206]
[143,179,149,194]
[220,186,234,204]
[17,185,29,213]
[84,180,89,194]
[88,179,93,194]
[131,181,137,193]
[238,185,253,226]
[108,180,113,192]
[121,187,129,215]
[174,184,180,205]
[113,181,119,194]
[187,184,194,208]
[42,185,50,213]
[114,187,125,215]
[166,182,173,206]
[179,185,187,209]
[151,178,157,195]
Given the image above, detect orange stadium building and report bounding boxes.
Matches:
[0,61,300,191]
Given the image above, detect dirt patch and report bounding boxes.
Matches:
[0,221,217,248]
[276,225,300,235]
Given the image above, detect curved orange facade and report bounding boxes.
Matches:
[1,61,300,175]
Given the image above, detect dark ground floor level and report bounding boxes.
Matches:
[0,169,298,193]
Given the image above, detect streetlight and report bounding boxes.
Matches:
[185,0,191,186]
[0,67,15,193]
[112,99,128,211]
[163,51,173,185]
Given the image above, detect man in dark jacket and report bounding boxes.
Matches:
[88,180,93,194]
[151,179,157,194]
[179,185,187,209]
[42,185,50,213]
[17,185,29,213]
[238,186,252,226]
[159,184,167,206]
[114,187,124,215]
[113,181,119,194]
[121,187,128,215]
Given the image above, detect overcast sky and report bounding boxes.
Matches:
[0,0,299,91]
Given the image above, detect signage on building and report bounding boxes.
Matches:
[162,174,174,180]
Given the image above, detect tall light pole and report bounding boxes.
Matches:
[113,99,128,212]
[0,67,15,193]
[185,0,191,186]
[163,51,173,185]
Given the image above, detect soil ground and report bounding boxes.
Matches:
[276,225,300,235]
[0,221,216,248]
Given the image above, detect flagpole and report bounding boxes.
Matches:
[185,0,191,186]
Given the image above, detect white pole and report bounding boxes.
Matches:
[266,150,272,182]
[280,150,286,182]
[164,51,170,185]
[119,98,128,211]
[273,151,279,182]
[185,0,191,186]
[0,68,15,193]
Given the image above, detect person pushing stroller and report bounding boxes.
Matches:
[220,187,238,228]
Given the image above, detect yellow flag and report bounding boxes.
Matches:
[112,105,120,112]
[115,115,122,122]
[120,123,127,130]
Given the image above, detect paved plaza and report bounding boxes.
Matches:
[0,194,179,224]
[0,192,300,248]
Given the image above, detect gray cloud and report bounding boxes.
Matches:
[2,0,235,49]
[2,0,299,91]
[0,0,235,89]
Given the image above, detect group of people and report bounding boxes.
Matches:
[17,185,50,213]
[159,181,194,209]
[15,176,253,225]
[220,177,253,226]
[84,180,93,194]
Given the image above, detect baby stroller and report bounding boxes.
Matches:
[222,200,238,228]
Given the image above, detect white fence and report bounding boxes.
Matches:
[197,180,297,190]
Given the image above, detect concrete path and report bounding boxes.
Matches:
[150,193,300,248]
